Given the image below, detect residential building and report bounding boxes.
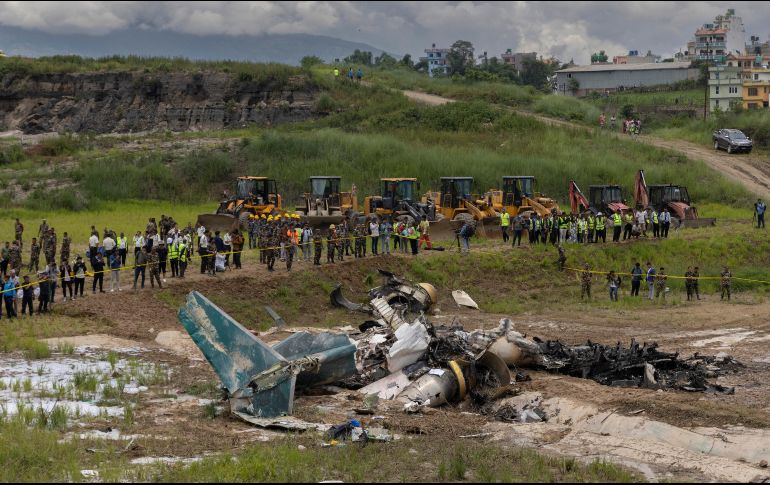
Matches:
[683,9,746,63]
[725,53,770,69]
[747,36,770,56]
[501,50,536,72]
[742,68,770,109]
[708,65,743,112]
[420,44,450,77]
[554,62,698,97]
[613,50,661,65]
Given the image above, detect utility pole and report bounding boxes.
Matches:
[704,42,709,120]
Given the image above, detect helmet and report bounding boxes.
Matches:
[597,212,603,216]
[267,216,274,221]
[260,214,266,219]
[417,283,438,305]
[329,224,336,229]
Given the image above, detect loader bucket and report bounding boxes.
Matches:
[428,218,460,242]
[678,218,716,229]
[302,214,347,229]
[196,213,240,232]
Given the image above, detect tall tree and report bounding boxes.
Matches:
[447,40,475,75]
[375,52,397,68]
[519,58,554,92]
[400,54,414,68]
[343,49,373,66]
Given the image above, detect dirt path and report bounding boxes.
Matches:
[401,88,770,200]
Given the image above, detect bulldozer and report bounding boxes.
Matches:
[197,176,282,232]
[295,176,358,227]
[633,170,715,228]
[426,177,500,240]
[485,176,560,218]
[569,181,631,215]
[363,178,436,223]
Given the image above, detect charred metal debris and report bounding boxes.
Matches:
[177,273,742,426]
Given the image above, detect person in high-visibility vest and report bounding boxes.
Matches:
[595,212,606,243]
[500,208,511,243]
[650,208,660,238]
[333,67,340,79]
[622,211,634,240]
[558,212,569,244]
[612,210,623,242]
[169,239,179,278]
[178,241,188,278]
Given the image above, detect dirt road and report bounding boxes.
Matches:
[402,89,770,200]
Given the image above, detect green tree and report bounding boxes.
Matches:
[590,50,608,63]
[300,55,323,69]
[375,52,398,68]
[447,40,475,75]
[343,49,373,66]
[520,58,554,92]
[414,59,428,72]
[400,54,414,68]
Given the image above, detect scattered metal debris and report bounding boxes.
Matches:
[452,290,479,309]
[179,276,744,430]
[331,270,436,318]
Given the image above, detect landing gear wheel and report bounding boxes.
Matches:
[727,145,733,154]
[714,141,719,150]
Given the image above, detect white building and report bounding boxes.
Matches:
[420,44,450,77]
[708,65,743,112]
[688,9,746,63]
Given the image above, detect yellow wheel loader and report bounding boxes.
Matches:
[197,176,282,232]
[295,176,358,227]
[428,177,500,240]
[485,176,560,218]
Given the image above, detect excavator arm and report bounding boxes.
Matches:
[569,181,590,213]
[634,170,649,208]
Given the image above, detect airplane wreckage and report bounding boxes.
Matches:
[178,271,742,427]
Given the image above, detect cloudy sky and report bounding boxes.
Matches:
[1,1,769,63]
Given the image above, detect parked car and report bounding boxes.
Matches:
[713,129,753,154]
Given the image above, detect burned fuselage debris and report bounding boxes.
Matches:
[178,276,743,427]
[331,269,436,320]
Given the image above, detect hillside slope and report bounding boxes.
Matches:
[0,70,318,134]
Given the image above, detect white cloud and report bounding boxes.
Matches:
[0,1,769,63]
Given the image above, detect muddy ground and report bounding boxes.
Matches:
[11,249,761,483]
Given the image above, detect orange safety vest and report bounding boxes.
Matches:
[288,229,298,245]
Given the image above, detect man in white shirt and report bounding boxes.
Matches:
[103,234,116,258]
[223,231,232,268]
[133,231,144,259]
[660,208,671,238]
[197,225,206,252]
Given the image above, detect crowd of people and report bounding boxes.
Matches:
[499,206,674,247]
[598,112,642,136]
[0,199,751,319]
[578,262,733,303]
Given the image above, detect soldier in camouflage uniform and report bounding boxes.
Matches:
[147,218,158,237]
[326,225,336,264]
[38,219,49,241]
[337,220,349,257]
[280,225,292,271]
[313,231,323,266]
[148,247,163,288]
[580,263,592,299]
[44,229,56,265]
[14,218,23,251]
[259,220,269,264]
[266,227,277,272]
[556,244,566,272]
[8,241,21,274]
[60,232,71,263]
[28,237,41,273]
[720,266,732,301]
[353,224,366,258]
[336,225,345,262]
